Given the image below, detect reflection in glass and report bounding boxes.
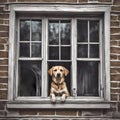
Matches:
[19,43,30,57]
[32,20,42,41]
[77,61,99,96]
[49,20,59,45]
[20,20,30,41]
[77,44,88,58]
[90,21,99,42]
[18,61,41,96]
[32,43,41,57]
[61,20,71,45]
[61,47,71,60]
[90,44,99,58]
[49,47,59,60]
[77,20,88,42]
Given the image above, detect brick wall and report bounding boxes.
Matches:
[0,0,120,119]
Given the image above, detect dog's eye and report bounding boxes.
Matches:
[60,69,63,72]
[54,69,57,72]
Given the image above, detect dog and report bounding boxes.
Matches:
[48,66,70,103]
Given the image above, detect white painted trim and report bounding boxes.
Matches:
[8,4,111,108]
[104,8,111,101]
[8,8,16,101]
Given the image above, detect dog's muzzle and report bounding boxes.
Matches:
[56,73,61,80]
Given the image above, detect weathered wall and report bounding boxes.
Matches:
[0,0,120,119]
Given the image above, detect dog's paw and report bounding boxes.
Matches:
[51,94,56,103]
[61,94,66,103]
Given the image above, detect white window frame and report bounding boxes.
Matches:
[7,4,111,109]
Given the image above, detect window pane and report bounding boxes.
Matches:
[32,43,41,57]
[18,61,41,96]
[48,62,71,96]
[61,20,71,45]
[90,21,99,42]
[19,43,30,57]
[20,20,30,41]
[77,61,99,96]
[77,44,88,58]
[48,20,59,45]
[77,20,88,42]
[32,20,42,41]
[49,47,59,60]
[61,47,71,60]
[90,44,99,58]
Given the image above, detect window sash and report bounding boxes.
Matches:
[16,17,104,99]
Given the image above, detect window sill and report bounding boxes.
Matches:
[7,97,110,109]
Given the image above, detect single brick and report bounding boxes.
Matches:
[0,25,9,32]
[111,82,118,87]
[56,110,77,116]
[0,66,8,71]
[111,74,120,81]
[111,35,120,40]
[111,21,119,27]
[0,51,8,58]
[0,84,7,89]
[0,32,9,37]
[110,54,117,60]
[0,59,8,65]
[112,6,120,12]
[111,68,120,74]
[0,101,6,110]
[0,78,8,83]
[0,90,7,99]
[0,72,8,77]
[111,94,117,101]
[111,88,120,94]
[111,28,120,34]
[111,61,120,67]
[111,47,120,54]
[19,109,37,115]
[113,0,120,5]
[111,41,118,46]
[38,110,55,115]
[0,44,4,50]
[111,15,118,21]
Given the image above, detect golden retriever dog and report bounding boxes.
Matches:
[48,66,70,103]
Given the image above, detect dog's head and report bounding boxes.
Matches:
[48,66,69,84]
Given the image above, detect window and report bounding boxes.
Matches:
[8,4,111,109]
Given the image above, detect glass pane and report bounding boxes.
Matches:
[77,20,88,42]
[19,43,30,57]
[48,20,59,45]
[48,62,71,96]
[49,47,59,60]
[18,61,41,96]
[77,44,88,58]
[77,61,99,96]
[20,20,30,41]
[32,43,41,57]
[61,20,71,45]
[61,47,71,60]
[90,44,99,58]
[90,21,99,42]
[32,20,42,41]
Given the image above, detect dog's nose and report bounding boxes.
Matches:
[57,73,61,78]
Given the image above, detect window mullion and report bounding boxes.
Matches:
[71,19,77,97]
[88,20,90,58]
[59,20,61,60]
[42,18,48,97]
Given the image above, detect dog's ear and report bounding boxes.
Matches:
[48,67,54,76]
[64,67,69,76]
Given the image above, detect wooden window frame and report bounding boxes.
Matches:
[7,4,111,109]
